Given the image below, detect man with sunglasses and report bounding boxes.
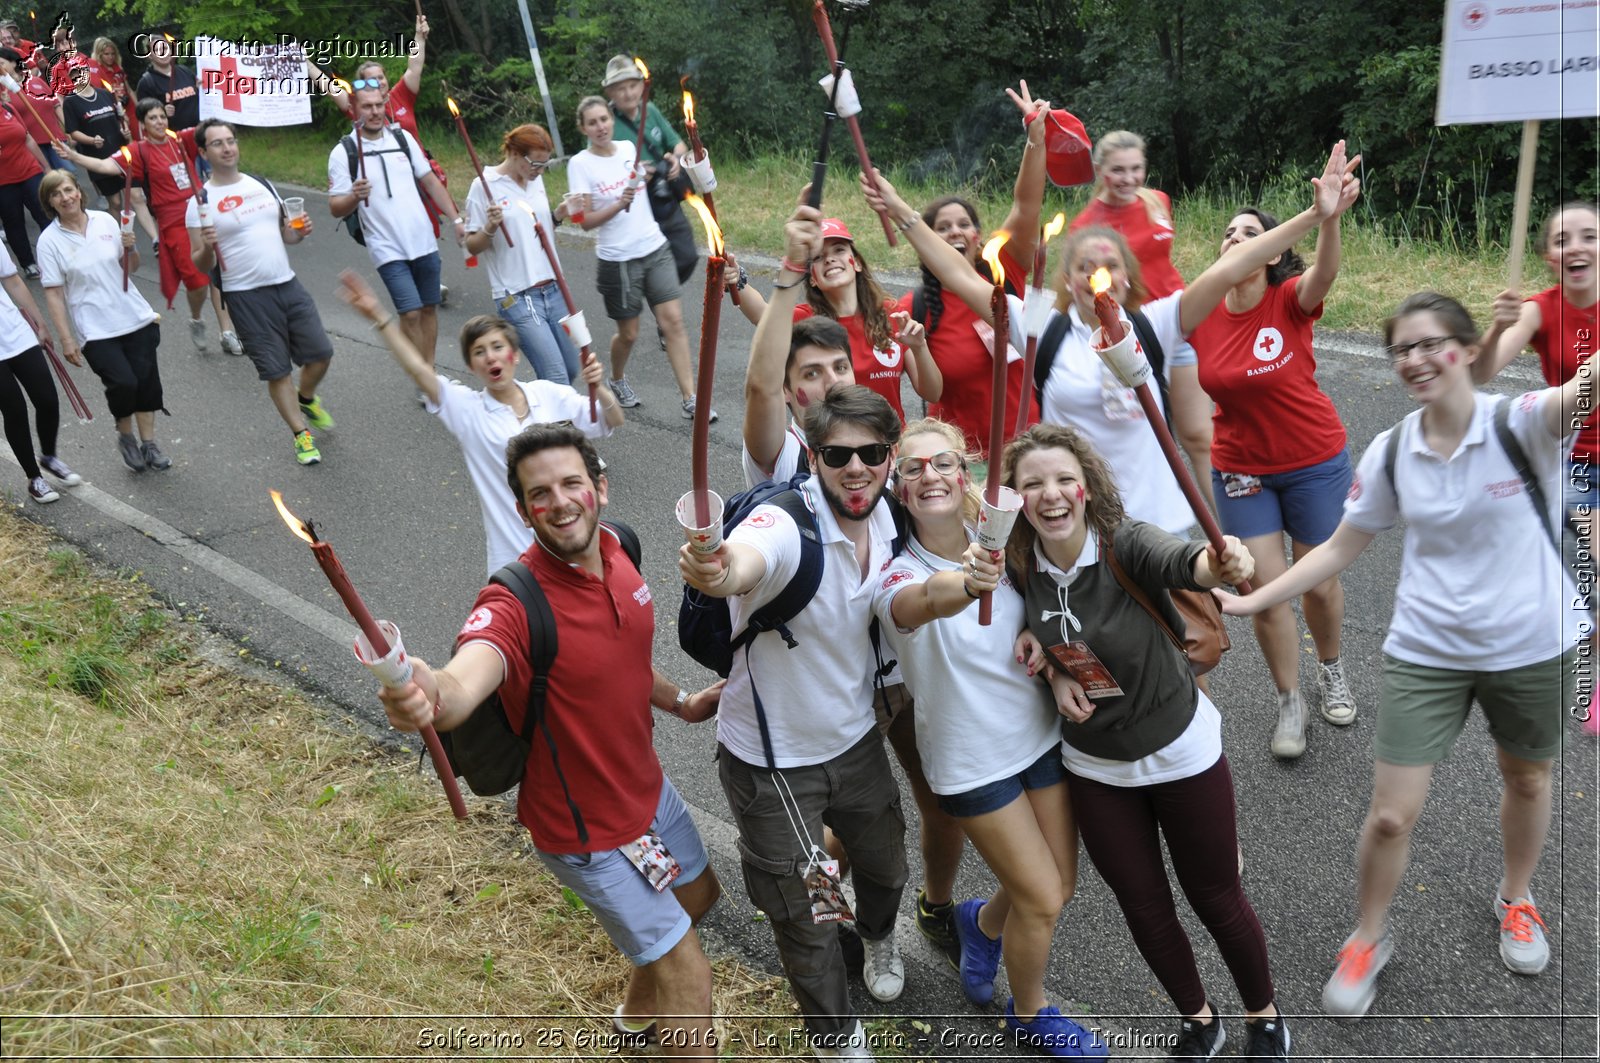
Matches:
[329,85,457,379]
[680,384,909,1060]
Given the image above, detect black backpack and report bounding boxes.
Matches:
[437,521,641,845]
[338,128,419,246]
[1033,307,1172,429]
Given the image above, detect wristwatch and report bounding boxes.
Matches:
[674,688,689,715]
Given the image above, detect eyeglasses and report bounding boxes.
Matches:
[1385,335,1454,364]
[349,78,383,91]
[894,450,964,481]
[814,443,891,469]
[523,156,550,173]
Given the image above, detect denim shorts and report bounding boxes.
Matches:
[535,775,708,965]
[375,251,442,314]
[1213,448,1353,544]
[937,745,1068,819]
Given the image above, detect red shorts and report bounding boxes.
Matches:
[155,205,210,307]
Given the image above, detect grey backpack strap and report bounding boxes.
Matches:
[1491,397,1560,557]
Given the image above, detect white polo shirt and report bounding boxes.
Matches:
[1344,390,1579,669]
[741,423,808,488]
[566,145,666,263]
[871,533,1060,795]
[36,211,159,343]
[327,128,437,268]
[184,175,292,292]
[718,476,897,768]
[428,374,613,576]
[463,168,560,299]
[0,254,41,360]
[1011,294,1195,533]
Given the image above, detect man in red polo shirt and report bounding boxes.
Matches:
[378,423,723,1055]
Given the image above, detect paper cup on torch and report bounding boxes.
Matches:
[559,310,592,349]
[684,154,716,194]
[676,490,725,554]
[118,209,135,234]
[354,619,414,689]
[975,487,1024,553]
[1094,327,1151,390]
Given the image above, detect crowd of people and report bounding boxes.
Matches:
[0,16,1588,1063]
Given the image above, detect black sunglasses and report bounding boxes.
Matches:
[813,443,891,469]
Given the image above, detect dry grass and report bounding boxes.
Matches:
[0,510,805,1058]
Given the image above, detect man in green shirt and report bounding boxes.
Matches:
[601,54,698,286]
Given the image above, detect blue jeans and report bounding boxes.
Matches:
[498,281,581,385]
[39,143,76,175]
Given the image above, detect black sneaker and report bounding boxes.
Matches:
[915,888,961,969]
[1243,1011,1291,1061]
[836,923,864,975]
[1170,1010,1225,1060]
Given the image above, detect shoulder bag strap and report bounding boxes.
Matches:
[1492,396,1561,556]
[1101,533,1185,656]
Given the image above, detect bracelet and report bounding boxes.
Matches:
[735,263,749,292]
[962,578,981,600]
[895,214,921,233]
[372,314,396,332]
[779,257,809,275]
[714,566,732,588]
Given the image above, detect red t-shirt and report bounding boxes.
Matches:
[1530,286,1600,461]
[0,104,42,185]
[455,529,662,854]
[12,75,64,143]
[125,130,201,220]
[793,301,908,422]
[1191,275,1346,474]
[1070,193,1184,299]
[896,245,1038,457]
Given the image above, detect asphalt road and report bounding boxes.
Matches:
[4,181,1596,1061]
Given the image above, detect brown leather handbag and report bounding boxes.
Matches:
[1104,536,1230,677]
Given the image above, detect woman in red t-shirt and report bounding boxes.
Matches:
[896,83,1046,464]
[1188,197,1357,759]
[90,37,136,142]
[1070,130,1183,299]
[1480,201,1600,733]
[61,99,241,353]
[0,95,48,274]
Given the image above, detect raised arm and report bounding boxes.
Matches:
[1296,203,1345,312]
[1178,141,1361,336]
[744,197,819,472]
[996,82,1049,268]
[862,168,995,322]
[678,540,770,599]
[337,269,440,404]
[893,309,942,401]
[1475,289,1542,385]
[400,16,427,96]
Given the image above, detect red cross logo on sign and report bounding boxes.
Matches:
[1463,3,1489,30]
[201,56,256,112]
[1252,326,1285,362]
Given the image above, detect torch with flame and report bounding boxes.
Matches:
[270,490,469,820]
[685,194,725,528]
[976,233,1013,624]
[447,94,510,248]
[679,84,736,305]
[333,79,369,205]
[1016,213,1067,435]
[117,147,134,289]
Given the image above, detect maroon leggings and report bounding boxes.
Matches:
[1067,755,1275,1014]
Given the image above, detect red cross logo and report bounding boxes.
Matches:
[1252,326,1286,363]
[1463,3,1489,30]
[1258,334,1276,355]
[201,56,256,112]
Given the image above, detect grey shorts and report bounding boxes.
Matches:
[595,241,679,321]
[224,278,334,382]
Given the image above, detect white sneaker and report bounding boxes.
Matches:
[188,316,209,352]
[1270,689,1308,759]
[1319,658,1358,725]
[860,933,904,1002]
[813,1019,874,1060]
[220,330,244,357]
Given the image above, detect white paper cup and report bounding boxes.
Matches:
[1023,286,1053,338]
[975,486,1024,552]
[353,619,414,689]
[676,489,725,555]
[1094,328,1150,389]
[817,69,863,118]
[560,310,591,348]
[119,209,135,234]
[685,154,717,194]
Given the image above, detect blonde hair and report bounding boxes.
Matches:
[1089,130,1170,227]
[899,418,982,525]
[92,37,120,67]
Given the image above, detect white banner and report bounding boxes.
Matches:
[195,36,313,127]
[1436,1,1600,125]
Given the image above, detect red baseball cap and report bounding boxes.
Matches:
[819,218,854,244]
[1033,108,1093,188]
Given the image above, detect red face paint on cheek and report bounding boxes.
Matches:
[531,506,548,517]
[795,390,811,408]
[580,490,596,512]
[1074,484,1085,503]
[1445,350,1458,366]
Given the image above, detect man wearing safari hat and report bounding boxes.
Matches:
[600,54,699,286]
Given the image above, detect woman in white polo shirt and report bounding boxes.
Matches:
[566,95,708,421]
[1220,292,1593,1021]
[35,169,168,472]
[869,416,1107,1059]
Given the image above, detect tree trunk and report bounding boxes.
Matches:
[440,0,487,58]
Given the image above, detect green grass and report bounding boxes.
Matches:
[256,123,1518,333]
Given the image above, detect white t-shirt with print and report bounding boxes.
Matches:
[871,533,1059,795]
[464,168,561,299]
[184,175,292,292]
[0,252,42,360]
[1343,390,1580,670]
[742,424,808,489]
[36,212,159,343]
[565,146,666,263]
[428,374,613,577]
[327,128,436,267]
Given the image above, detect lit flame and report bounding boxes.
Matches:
[1089,267,1112,296]
[685,194,723,256]
[981,231,1010,288]
[166,128,179,141]
[162,32,173,43]
[270,490,314,545]
[100,79,112,93]
[332,77,352,96]
[515,201,545,231]
[445,95,460,118]
[633,57,650,81]
[682,89,695,126]
[118,146,130,164]
[1043,212,1066,241]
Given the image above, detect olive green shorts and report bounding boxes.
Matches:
[1375,649,1575,766]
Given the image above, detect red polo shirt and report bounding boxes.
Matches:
[455,527,661,854]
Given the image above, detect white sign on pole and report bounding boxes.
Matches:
[1436,0,1600,125]
[195,36,313,127]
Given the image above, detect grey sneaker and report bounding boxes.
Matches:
[1495,892,1550,975]
[609,377,640,408]
[438,283,450,308]
[39,455,82,486]
[1270,688,1308,759]
[1322,929,1394,1020]
[220,330,244,356]
[22,263,38,280]
[118,431,146,472]
[1319,658,1358,725]
[682,396,719,423]
[187,316,209,353]
[860,932,904,1003]
[27,475,59,503]
[141,440,172,471]
[812,1019,874,1060]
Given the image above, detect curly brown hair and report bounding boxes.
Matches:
[999,423,1126,575]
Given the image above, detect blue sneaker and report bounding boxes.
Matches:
[954,898,1002,1005]
[1005,999,1110,1059]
